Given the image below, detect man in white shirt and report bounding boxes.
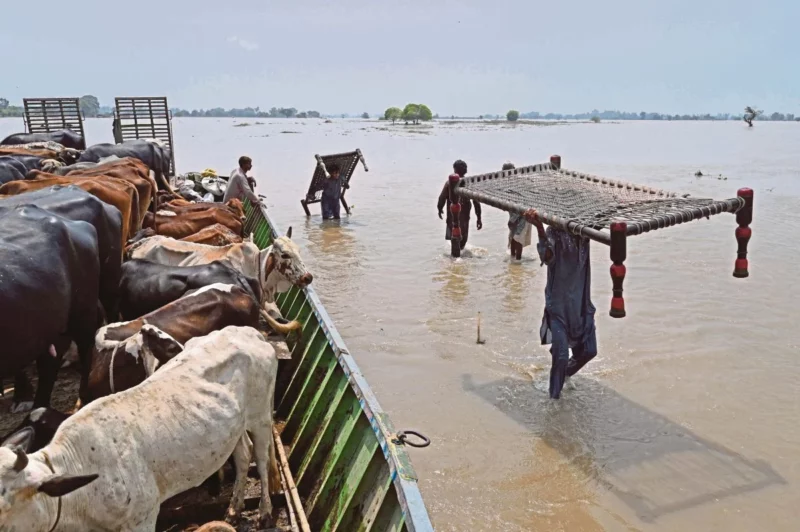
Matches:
[223,155,263,205]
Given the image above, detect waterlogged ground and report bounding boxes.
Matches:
[2,117,798,531]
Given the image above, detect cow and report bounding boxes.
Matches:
[0,325,280,530]
[0,173,140,243]
[160,198,245,220]
[0,129,86,150]
[0,155,28,184]
[143,208,243,240]
[0,144,80,166]
[78,139,175,194]
[0,407,70,452]
[87,282,293,402]
[181,223,243,246]
[0,185,123,320]
[0,205,100,413]
[118,260,260,320]
[127,227,312,305]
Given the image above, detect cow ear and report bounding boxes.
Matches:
[2,426,34,451]
[140,325,184,365]
[38,474,99,497]
[285,226,292,239]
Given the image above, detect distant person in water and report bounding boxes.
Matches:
[437,159,482,250]
[504,162,532,260]
[321,162,347,219]
[524,208,597,399]
[224,155,262,205]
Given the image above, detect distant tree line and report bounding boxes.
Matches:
[519,109,798,122]
[171,107,320,118]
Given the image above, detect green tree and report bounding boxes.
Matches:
[402,104,420,124]
[639,111,646,120]
[743,106,761,127]
[79,95,100,117]
[307,110,321,118]
[506,109,520,122]
[590,116,601,123]
[384,107,402,123]
[418,104,433,121]
[361,112,370,119]
[0,98,8,109]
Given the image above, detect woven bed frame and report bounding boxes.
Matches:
[300,149,368,216]
[447,155,754,318]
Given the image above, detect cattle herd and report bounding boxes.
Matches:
[0,129,314,530]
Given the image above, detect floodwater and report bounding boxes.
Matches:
[2,117,799,531]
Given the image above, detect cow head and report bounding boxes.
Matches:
[138,324,184,366]
[259,227,313,303]
[40,159,64,173]
[59,148,81,166]
[0,429,98,529]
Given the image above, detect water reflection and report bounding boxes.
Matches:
[462,374,785,524]
[432,258,471,305]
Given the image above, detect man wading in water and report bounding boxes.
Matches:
[437,159,482,250]
[524,209,597,399]
[321,163,347,220]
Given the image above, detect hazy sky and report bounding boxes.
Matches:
[2,0,797,115]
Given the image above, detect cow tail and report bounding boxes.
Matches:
[259,309,302,337]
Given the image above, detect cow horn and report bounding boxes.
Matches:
[13,446,28,472]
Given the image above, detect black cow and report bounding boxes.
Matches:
[0,407,70,452]
[0,185,123,320]
[0,205,100,412]
[0,156,28,184]
[118,259,261,320]
[78,139,173,192]
[0,129,86,150]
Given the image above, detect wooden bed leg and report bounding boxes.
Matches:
[733,188,753,278]
[448,173,461,258]
[300,199,311,217]
[609,221,627,318]
[340,195,351,215]
[550,154,562,169]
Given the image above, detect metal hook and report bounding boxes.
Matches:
[394,430,431,448]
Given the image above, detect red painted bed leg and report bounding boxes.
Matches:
[733,188,754,278]
[448,174,462,258]
[550,155,562,169]
[609,221,627,318]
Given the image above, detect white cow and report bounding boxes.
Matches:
[127,227,312,307]
[0,325,279,531]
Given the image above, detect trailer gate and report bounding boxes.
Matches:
[113,96,176,176]
[22,97,86,144]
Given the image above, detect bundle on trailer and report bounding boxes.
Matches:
[447,155,753,317]
[301,149,368,216]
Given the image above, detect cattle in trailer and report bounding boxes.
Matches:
[0,185,123,320]
[143,207,243,240]
[78,139,174,193]
[0,325,280,530]
[118,260,260,320]
[0,129,86,150]
[180,223,243,246]
[0,156,29,184]
[0,173,141,243]
[127,227,313,305]
[0,205,100,412]
[0,407,70,452]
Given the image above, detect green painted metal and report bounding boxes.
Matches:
[243,200,434,532]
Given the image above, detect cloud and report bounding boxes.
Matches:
[227,36,259,51]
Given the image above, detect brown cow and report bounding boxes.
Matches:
[86,283,285,401]
[180,223,243,246]
[63,157,158,220]
[0,175,139,245]
[161,198,245,221]
[144,208,243,240]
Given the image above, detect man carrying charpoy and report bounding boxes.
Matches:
[524,208,597,399]
[321,163,347,220]
[437,159,482,250]
[503,162,532,260]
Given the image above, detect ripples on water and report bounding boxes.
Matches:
[2,118,798,531]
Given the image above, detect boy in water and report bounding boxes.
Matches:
[437,159,482,249]
[321,163,346,220]
[524,209,597,399]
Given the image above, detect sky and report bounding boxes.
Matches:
[1,0,797,116]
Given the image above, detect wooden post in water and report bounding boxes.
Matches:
[550,154,562,169]
[733,188,753,278]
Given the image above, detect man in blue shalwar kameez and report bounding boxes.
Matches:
[524,209,598,399]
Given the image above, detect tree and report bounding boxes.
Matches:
[384,107,402,123]
[79,95,100,117]
[296,112,308,118]
[279,107,297,118]
[0,98,8,109]
[590,116,601,123]
[307,110,321,118]
[639,111,647,120]
[506,110,520,122]
[770,112,785,121]
[743,106,761,127]
[361,112,369,119]
[402,104,420,124]
[418,104,433,121]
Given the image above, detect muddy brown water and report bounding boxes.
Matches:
[1,118,798,531]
